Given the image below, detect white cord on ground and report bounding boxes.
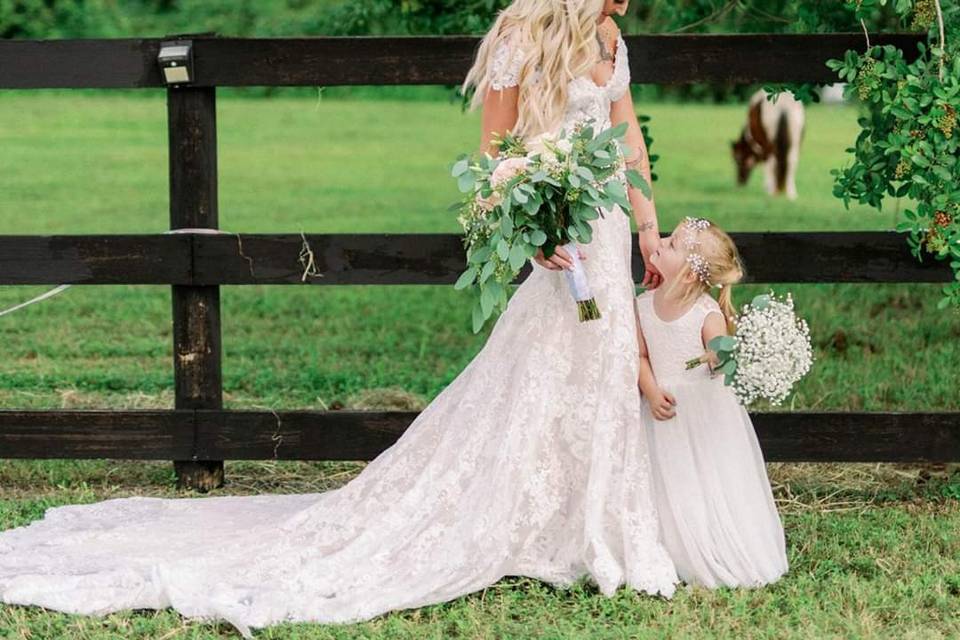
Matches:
[0,284,73,318]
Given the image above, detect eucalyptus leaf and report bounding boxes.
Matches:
[472,303,486,334]
[480,259,496,283]
[496,238,510,261]
[509,243,527,271]
[457,171,475,193]
[501,213,513,237]
[469,245,492,264]
[454,266,477,290]
[480,285,496,317]
[451,158,469,177]
[708,335,737,352]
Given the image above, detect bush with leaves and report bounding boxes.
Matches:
[772,0,960,310]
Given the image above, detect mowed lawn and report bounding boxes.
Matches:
[0,91,957,639]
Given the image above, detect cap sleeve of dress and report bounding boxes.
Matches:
[696,293,726,331]
[489,31,524,90]
[607,33,631,102]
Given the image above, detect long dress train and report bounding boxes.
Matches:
[0,28,680,638]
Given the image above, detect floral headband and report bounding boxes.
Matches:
[680,216,723,289]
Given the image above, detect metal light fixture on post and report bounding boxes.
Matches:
[158,40,194,85]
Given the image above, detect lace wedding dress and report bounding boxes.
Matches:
[0,29,679,638]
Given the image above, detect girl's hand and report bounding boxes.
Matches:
[650,388,677,421]
[533,246,586,271]
[637,231,663,289]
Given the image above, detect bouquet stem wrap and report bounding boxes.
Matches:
[559,241,601,321]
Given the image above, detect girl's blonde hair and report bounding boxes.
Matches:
[661,218,746,335]
[460,0,605,145]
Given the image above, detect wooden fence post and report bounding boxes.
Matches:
[168,84,224,491]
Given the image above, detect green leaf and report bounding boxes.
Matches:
[509,243,527,271]
[522,195,541,216]
[454,266,477,290]
[496,238,510,261]
[625,169,652,199]
[501,213,513,237]
[468,245,492,264]
[480,284,496,317]
[718,359,737,375]
[604,179,629,206]
[708,335,737,352]
[472,302,485,334]
[480,259,496,283]
[451,158,469,177]
[457,171,475,193]
[529,229,547,246]
[576,166,595,182]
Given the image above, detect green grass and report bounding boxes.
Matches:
[0,91,958,639]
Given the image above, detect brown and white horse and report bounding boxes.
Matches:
[731,89,805,200]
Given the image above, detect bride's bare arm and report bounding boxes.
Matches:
[610,90,658,235]
[611,86,663,288]
[479,84,519,158]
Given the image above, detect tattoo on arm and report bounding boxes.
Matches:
[637,220,656,231]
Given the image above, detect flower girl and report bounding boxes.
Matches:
[633,216,789,589]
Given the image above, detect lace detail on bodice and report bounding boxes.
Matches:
[635,291,725,385]
[488,30,631,133]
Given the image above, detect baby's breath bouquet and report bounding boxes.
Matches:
[449,118,650,333]
[685,292,813,406]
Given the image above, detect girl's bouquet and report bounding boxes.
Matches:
[685,292,814,406]
[449,118,650,333]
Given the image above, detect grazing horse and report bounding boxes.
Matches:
[731,89,805,200]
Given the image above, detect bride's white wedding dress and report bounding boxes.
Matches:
[0,29,679,638]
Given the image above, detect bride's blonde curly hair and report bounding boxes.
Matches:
[460,0,606,145]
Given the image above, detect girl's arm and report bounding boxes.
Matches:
[635,305,676,420]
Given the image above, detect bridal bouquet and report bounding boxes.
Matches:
[449,118,650,333]
[685,292,814,406]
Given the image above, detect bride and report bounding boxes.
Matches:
[0,0,678,637]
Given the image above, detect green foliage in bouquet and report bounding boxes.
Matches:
[449,119,651,333]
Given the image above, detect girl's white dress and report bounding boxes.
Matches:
[635,290,789,589]
[0,29,681,639]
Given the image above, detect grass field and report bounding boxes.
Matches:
[0,90,958,639]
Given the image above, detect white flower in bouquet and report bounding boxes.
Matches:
[490,156,531,188]
[685,292,814,406]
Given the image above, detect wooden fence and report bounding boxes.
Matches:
[1,32,957,491]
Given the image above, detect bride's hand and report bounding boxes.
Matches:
[533,246,586,271]
[637,230,663,289]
